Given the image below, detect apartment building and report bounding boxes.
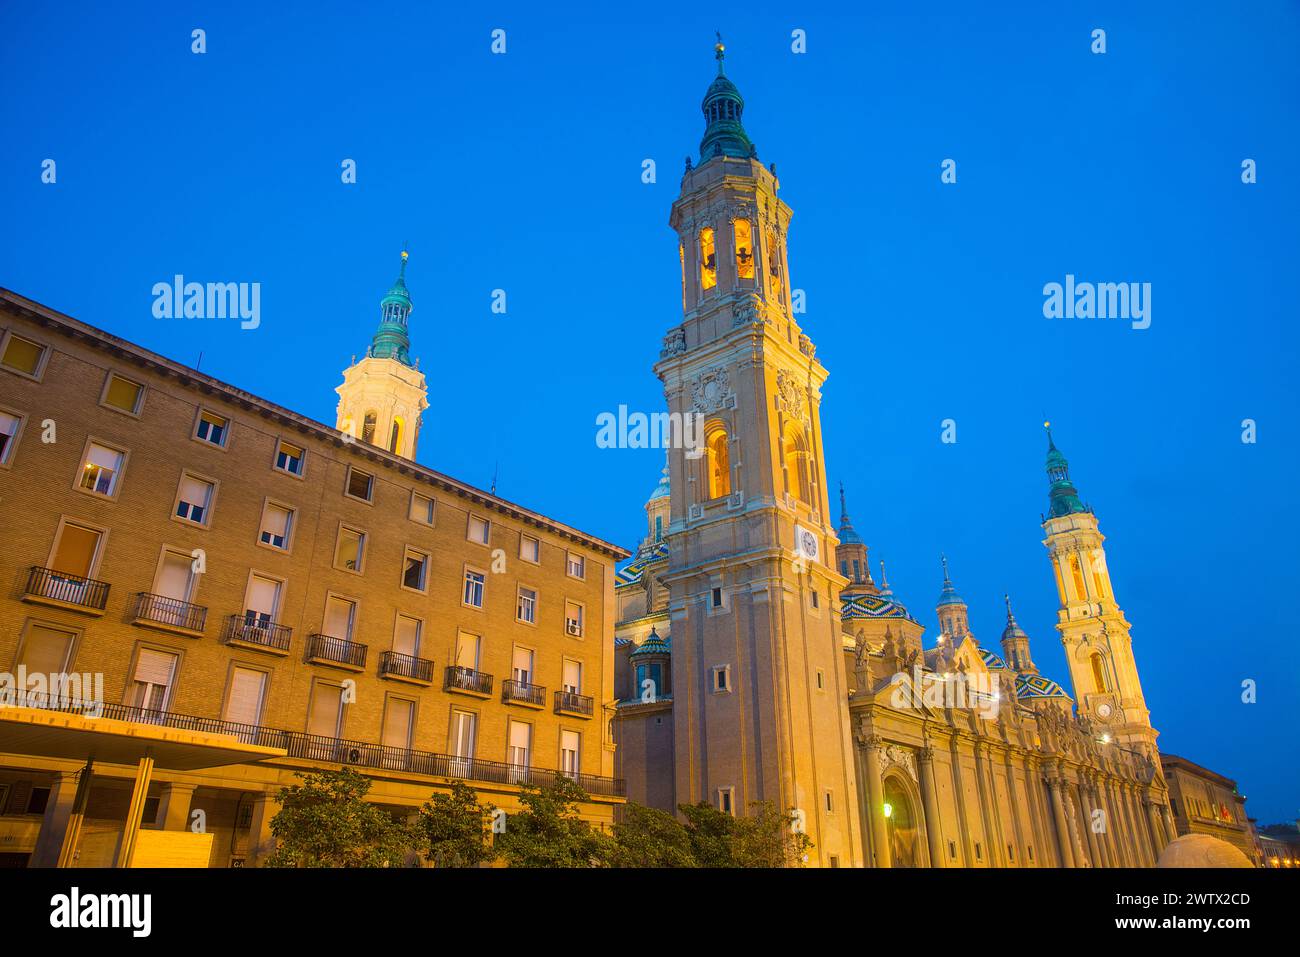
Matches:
[0,273,627,868]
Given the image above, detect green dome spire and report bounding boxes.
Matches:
[369,250,414,366]
[699,34,757,163]
[1044,422,1088,518]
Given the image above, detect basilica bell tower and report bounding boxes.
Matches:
[335,251,429,461]
[653,40,861,866]
[1040,425,1158,756]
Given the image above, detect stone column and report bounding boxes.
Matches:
[862,735,891,869]
[247,791,282,867]
[1111,780,1136,866]
[30,771,80,868]
[972,744,1002,866]
[155,782,197,831]
[1046,776,1076,868]
[1024,761,1052,866]
[917,745,945,868]
[1145,796,1167,859]
[1081,781,1105,867]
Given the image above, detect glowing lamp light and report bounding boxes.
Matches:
[882,802,893,819]
[1100,733,1112,744]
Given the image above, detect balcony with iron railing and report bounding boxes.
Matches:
[221,614,292,655]
[444,666,493,698]
[6,693,625,797]
[378,650,434,685]
[131,592,207,635]
[23,566,110,613]
[306,633,368,671]
[554,689,594,718]
[502,679,546,708]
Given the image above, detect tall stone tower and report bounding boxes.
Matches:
[653,40,862,866]
[1040,425,1157,754]
[335,251,429,460]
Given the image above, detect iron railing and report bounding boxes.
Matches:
[445,666,493,696]
[378,651,433,683]
[221,614,292,652]
[554,690,594,716]
[502,679,546,706]
[306,633,368,668]
[132,592,207,632]
[25,566,110,611]
[4,694,625,796]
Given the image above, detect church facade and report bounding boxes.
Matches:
[613,43,1181,867]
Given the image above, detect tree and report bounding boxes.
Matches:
[679,800,812,867]
[679,801,738,867]
[263,768,413,868]
[495,777,614,868]
[610,803,696,867]
[732,801,813,867]
[414,781,496,868]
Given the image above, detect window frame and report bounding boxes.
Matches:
[46,516,110,581]
[272,436,306,479]
[12,617,82,678]
[191,407,231,451]
[516,584,538,625]
[0,403,28,469]
[256,497,297,554]
[462,564,487,610]
[519,534,540,565]
[171,469,219,529]
[400,546,431,595]
[565,551,586,581]
[241,569,286,625]
[712,664,732,694]
[0,329,51,381]
[220,661,271,728]
[333,522,368,575]
[98,370,146,418]
[563,599,585,639]
[408,490,436,526]
[124,640,184,712]
[466,513,490,546]
[72,435,130,501]
[344,465,376,505]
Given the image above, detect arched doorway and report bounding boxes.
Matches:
[883,776,920,868]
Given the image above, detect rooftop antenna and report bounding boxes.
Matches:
[196,350,203,372]
[490,461,499,496]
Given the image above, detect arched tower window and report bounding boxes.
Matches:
[734,219,755,279]
[700,227,717,290]
[389,417,403,454]
[765,225,784,306]
[782,425,809,503]
[1090,653,1108,693]
[362,411,377,445]
[705,421,730,499]
[679,243,687,309]
[1069,554,1087,598]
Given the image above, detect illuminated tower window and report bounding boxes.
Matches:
[1090,653,1107,693]
[782,425,809,503]
[362,411,377,445]
[734,219,754,279]
[700,227,717,290]
[705,421,730,498]
[389,418,403,454]
[765,225,783,305]
[1069,554,1087,598]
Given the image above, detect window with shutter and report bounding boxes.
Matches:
[452,711,477,759]
[155,551,195,602]
[383,698,414,750]
[393,615,421,657]
[260,503,292,549]
[130,649,177,711]
[512,647,533,686]
[560,730,580,776]
[245,576,280,624]
[224,667,266,727]
[562,659,582,694]
[455,633,479,670]
[79,443,124,496]
[308,683,344,738]
[50,524,101,578]
[323,597,356,640]
[104,374,143,413]
[18,624,74,677]
[0,410,21,464]
[176,474,214,524]
[508,721,531,767]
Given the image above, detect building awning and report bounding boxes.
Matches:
[0,705,286,770]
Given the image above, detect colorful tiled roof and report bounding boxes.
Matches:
[629,628,671,658]
[616,540,669,587]
[979,648,1008,670]
[1015,673,1070,700]
[841,593,918,623]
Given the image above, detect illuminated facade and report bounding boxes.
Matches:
[0,266,627,868]
[611,43,1229,868]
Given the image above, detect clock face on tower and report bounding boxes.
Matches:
[1097,702,1113,720]
[798,529,818,560]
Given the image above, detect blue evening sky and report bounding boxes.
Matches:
[2,2,1297,822]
